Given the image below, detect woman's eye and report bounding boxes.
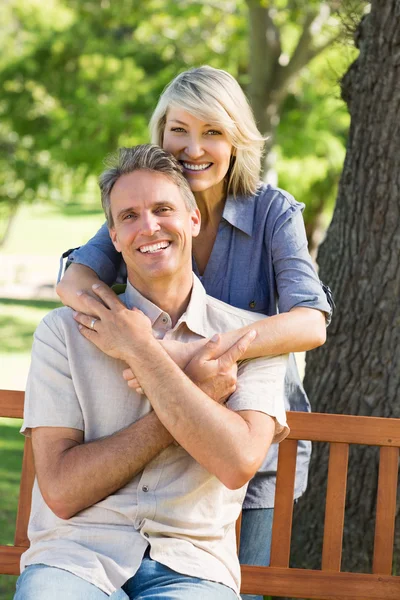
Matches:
[206,129,222,136]
[171,127,185,133]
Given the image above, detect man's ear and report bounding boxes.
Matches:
[109,227,122,253]
[191,208,201,238]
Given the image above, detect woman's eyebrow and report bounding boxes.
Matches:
[169,118,213,127]
[168,119,188,126]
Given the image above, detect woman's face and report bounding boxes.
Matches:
[163,108,233,198]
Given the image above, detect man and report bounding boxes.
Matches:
[16,145,288,600]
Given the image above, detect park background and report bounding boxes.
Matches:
[0,1,375,598]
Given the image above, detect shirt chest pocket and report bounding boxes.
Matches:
[232,280,270,314]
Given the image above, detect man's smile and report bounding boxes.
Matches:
[138,241,171,254]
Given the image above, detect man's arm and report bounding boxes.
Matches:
[74,285,287,491]
[32,411,174,521]
[122,337,278,490]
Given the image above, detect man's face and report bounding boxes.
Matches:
[109,170,200,288]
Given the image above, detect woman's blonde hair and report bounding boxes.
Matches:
[149,66,265,198]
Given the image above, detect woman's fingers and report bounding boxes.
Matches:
[122,368,135,380]
[122,367,143,394]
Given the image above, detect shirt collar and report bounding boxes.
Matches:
[122,274,210,339]
[221,192,257,236]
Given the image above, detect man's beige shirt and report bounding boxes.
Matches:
[21,275,288,596]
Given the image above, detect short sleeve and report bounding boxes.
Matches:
[21,311,84,435]
[65,222,123,285]
[271,203,332,321]
[226,354,289,444]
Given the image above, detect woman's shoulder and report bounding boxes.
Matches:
[253,182,305,214]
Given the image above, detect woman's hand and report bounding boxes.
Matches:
[73,284,153,362]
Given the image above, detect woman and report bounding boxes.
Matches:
[57,66,332,600]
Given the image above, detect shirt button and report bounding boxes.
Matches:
[143,532,149,538]
[162,317,168,324]
[249,300,256,309]
[142,485,149,492]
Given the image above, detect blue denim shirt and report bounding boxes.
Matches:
[63,184,332,508]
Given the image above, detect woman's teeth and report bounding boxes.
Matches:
[139,241,170,254]
[182,162,211,171]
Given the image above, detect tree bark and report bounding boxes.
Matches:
[291,0,400,580]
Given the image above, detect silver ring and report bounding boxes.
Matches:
[90,318,97,330]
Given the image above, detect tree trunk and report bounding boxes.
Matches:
[290,0,400,580]
[0,202,19,249]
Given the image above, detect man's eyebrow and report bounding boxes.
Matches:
[115,207,136,220]
[115,202,173,219]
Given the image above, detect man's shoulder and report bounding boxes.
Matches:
[35,306,75,340]
[203,294,266,330]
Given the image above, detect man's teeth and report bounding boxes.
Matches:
[139,241,170,254]
[182,162,211,171]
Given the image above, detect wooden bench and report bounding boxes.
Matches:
[1,388,400,599]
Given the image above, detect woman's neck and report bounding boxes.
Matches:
[194,182,227,228]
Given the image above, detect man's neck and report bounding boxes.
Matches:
[127,272,193,327]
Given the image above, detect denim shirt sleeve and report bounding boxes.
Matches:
[271,201,332,322]
[61,222,122,285]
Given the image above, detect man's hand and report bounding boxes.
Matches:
[185,331,256,402]
[123,330,257,402]
[73,283,153,361]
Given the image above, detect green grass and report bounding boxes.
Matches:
[0,418,24,600]
[0,298,62,390]
[3,200,105,257]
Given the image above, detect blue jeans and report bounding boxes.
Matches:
[14,557,237,599]
[239,508,274,600]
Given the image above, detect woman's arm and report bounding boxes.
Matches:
[163,306,325,374]
[56,222,122,311]
[56,264,105,312]
[203,306,326,360]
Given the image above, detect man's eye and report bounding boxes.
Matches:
[156,207,170,213]
[123,214,135,220]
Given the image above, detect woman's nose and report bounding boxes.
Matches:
[185,136,204,159]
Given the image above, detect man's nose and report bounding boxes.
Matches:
[139,213,161,236]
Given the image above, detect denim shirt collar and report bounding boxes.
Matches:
[222,191,257,236]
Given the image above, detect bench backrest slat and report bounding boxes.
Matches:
[321,442,349,571]
[286,411,400,446]
[372,445,399,574]
[14,438,34,548]
[269,437,297,567]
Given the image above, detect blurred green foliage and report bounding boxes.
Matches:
[0,0,361,247]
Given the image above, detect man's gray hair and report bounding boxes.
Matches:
[99,144,197,227]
